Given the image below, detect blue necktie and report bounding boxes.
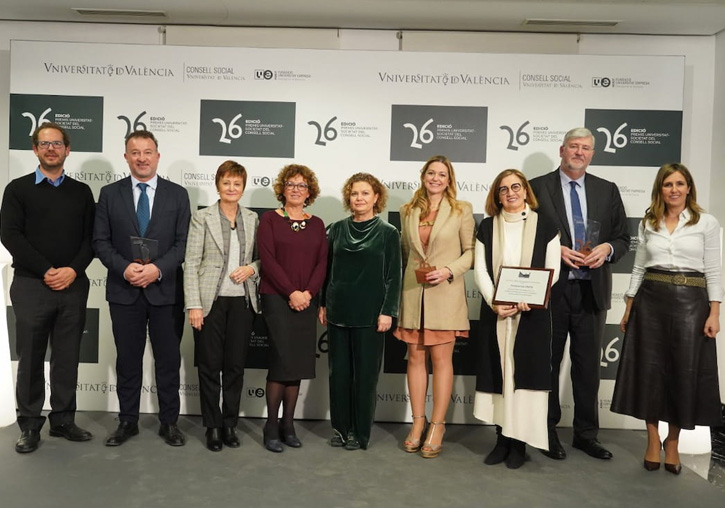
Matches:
[570,181,586,277]
[137,183,150,237]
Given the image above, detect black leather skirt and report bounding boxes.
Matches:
[611,269,721,429]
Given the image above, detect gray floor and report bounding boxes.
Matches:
[1,412,723,508]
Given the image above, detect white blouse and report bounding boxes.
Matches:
[625,209,723,302]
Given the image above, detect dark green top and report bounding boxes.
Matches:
[322,216,402,327]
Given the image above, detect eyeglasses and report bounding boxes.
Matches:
[498,182,523,195]
[38,141,65,149]
[284,182,309,191]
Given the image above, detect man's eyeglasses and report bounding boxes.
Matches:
[285,182,309,191]
[37,141,65,149]
[498,182,523,195]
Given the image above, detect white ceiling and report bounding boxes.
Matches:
[2,0,725,36]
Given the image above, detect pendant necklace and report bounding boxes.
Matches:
[283,208,307,232]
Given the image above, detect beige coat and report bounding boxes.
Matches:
[184,202,260,316]
[398,199,475,331]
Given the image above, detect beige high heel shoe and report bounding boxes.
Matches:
[403,415,428,453]
[420,421,446,458]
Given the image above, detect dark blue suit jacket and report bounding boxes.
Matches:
[530,168,629,311]
[93,176,191,306]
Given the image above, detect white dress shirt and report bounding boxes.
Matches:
[625,209,723,302]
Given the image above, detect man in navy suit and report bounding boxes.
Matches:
[93,130,191,446]
[530,127,629,461]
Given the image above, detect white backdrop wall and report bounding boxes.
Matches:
[0,22,722,431]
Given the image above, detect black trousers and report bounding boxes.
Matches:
[328,324,384,449]
[10,276,89,431]
[548,280,606,440]
[193,296,254,429]
[109,294,184,425]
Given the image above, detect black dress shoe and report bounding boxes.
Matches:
[105,421,139,447]
[484,432,511,465]
[222,426,240,448]
[206,428,223,452]
[15,429,40,453]
[541,430,566,460]
[263,426,283,453]
[159,423,186,447]
[505,439,528,469]
[49,422,93,442]
[280,423,302,448]
[572,437,613,460]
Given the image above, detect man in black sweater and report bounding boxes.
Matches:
[1,122,95,453]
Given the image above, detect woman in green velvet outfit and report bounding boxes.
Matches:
[319,173,402,450]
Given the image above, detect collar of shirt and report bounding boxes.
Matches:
[130,174,158,192]
[34,166,65,187]
[661,207,691,232]
[558,168,586,190]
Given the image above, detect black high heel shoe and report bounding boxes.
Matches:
[280,423,302,448]
[643,441,661,471]
[263,426,283,453]
[663,438,682,475]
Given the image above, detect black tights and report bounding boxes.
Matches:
[265,380,300,432]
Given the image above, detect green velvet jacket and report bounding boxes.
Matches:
[321,216,402,327]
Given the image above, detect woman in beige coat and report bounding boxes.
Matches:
[394,155,475,458]
[184,160,260,452]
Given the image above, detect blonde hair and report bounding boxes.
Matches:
[402,155,463,217]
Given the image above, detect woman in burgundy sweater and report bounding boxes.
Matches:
[257,164,328,452]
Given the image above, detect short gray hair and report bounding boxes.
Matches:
[563,127,595,149]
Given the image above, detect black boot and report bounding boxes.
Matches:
[506,439,527,469]
[484,426,511,465]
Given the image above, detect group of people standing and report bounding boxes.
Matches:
[3,123,721,479]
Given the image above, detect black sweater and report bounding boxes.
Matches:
[0,173,95,280]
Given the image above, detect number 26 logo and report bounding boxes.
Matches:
[212,113,243,144]
[403,118,434,149]
[600,337,620,368]
[22,107,52,135]
[596,123,628,154]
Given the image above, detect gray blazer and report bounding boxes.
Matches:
[183,202,260,315]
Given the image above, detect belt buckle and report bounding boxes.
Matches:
[672,274,687,286]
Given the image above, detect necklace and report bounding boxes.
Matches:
[282,208,307,232]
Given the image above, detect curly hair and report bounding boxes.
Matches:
[341,173,388,215]
[484,169,538,217]
[644,163,703,231]
[272,164,320,206]
[402,155,463,217]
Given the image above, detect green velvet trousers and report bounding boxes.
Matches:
[327,324,385,449]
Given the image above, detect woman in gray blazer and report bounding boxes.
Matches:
[184,160,260,452]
